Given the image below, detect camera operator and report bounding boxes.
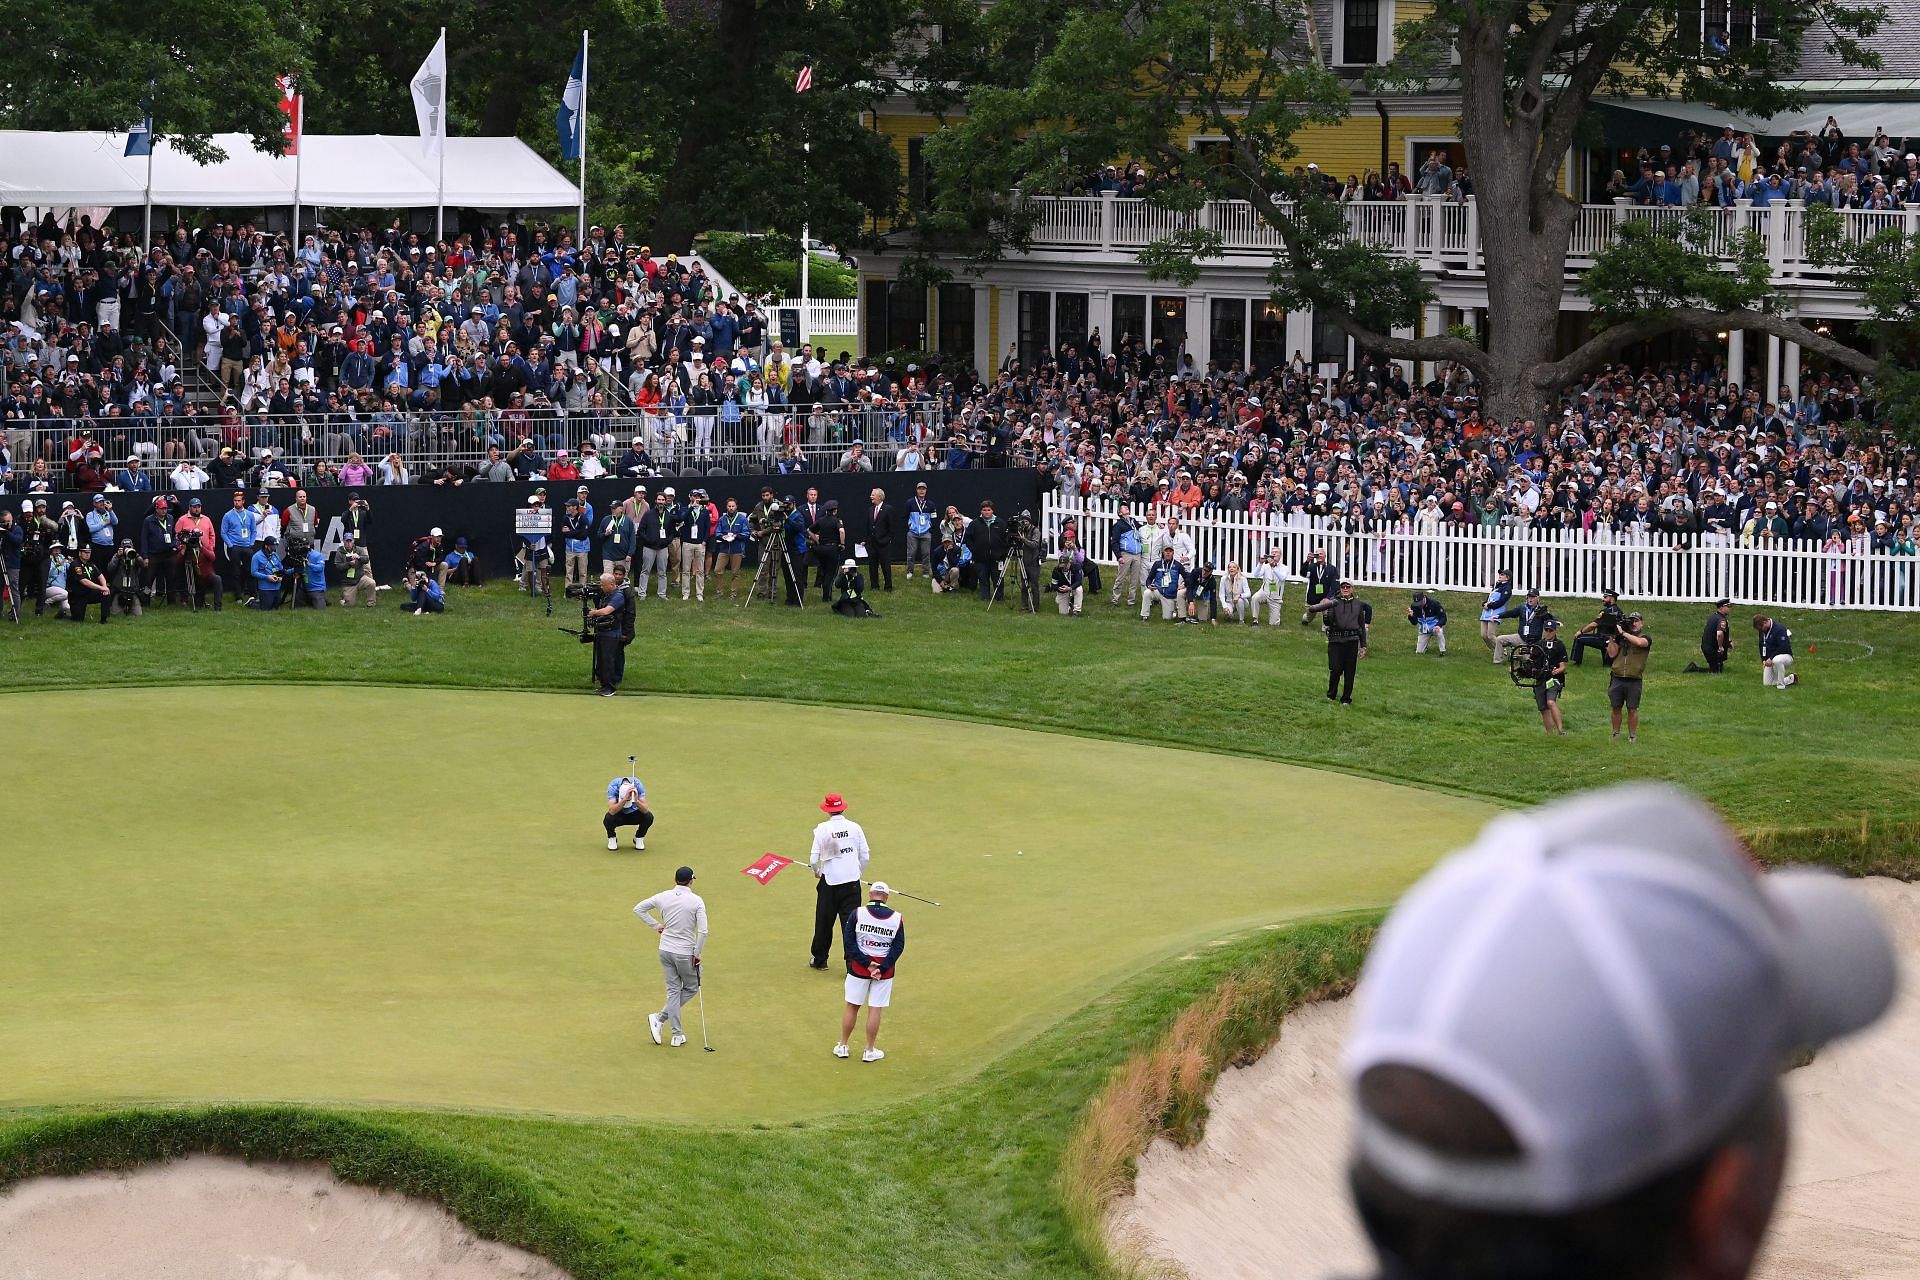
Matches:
[107,538,145,617]
[1491,588,1553,664]
[1690,598,1733,673]
[1572,588,1625,667]
[174,495,222,612]
[1009,508,1042,612]
[139,495,180,608]
[587,571,627,694]
[1250,546,1290,627]
[1143,545,1185,621]
[964,499,1009,603]
[1184,559,1219,625]
[931,532,972,594]
[1308,579,1372,704]
[337,531,377,607]
[1406,589,1448,655]
[296,537,328,608]
[1606,611,1652,741]
[779,497,810,605]
[831,558,877,617]
[1533,618,1570,735]
[407,566,446,615]
[19,499,54,616]
[612,563,638,646]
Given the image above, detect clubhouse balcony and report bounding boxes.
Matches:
[1014,192,1920,283]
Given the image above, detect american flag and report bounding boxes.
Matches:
[794,63,813,93]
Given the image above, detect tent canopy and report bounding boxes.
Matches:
[0,131,580,210]
[1594,95,1920,142]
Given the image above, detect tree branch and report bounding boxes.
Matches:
[1324,313,1488,368]
[1532,307,1878,392]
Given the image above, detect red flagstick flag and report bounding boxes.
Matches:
[794,63,813,93]
[276,74,302,155]
[741,853,796,883]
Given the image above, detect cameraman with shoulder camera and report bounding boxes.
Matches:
[587,570,628,695]
[1572,588,1625,667]
[108,538,145,617]
[1606,611,1653,742]
[1534,618,1570,735]
[174,496,222,611]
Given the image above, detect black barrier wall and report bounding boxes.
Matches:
[28,471,1045,584]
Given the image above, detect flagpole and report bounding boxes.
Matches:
[292,92,304,249]
[143,120,155,252]
[578,30,590,248]
[436,25,447,243]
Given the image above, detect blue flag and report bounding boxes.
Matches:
[125,114,153,158]
[555,45,585,161]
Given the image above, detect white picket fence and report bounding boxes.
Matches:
[1040,495,1920,612]
[775,298,859,338]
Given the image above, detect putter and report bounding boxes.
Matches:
[697,983,714,1051]
[862,879,942,908]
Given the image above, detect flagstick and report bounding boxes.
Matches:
[578,29,590,248]
[436,25,447,243]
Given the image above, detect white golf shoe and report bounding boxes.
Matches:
[833,1042,850,1058]
[607,837,619,852]
[862,1048,886,1063]
[670,1032,687,1047]
[648,1013,664,1045]
[634,834,645,851]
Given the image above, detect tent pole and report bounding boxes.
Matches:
[578,29,589,248]
[436,25,447,242]
[143,130,154,252]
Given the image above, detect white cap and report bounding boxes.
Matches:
[868,881,891,896]
[430,527,444,537]
[1344,783,1896,1215]
[842,558,857,570]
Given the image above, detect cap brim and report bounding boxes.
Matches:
[1767,869,1898,1052]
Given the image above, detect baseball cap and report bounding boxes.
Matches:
[675,865,696,884]
[1344,783,1896,1215]
[869,881,892,896]
[430,527,444,537]
[1543,618,1561,629]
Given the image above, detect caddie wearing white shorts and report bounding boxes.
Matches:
[835,882,906,1063]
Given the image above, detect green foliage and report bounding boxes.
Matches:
[0,0,308,162]
[697,232,857,299]
[1581,210,1774,319]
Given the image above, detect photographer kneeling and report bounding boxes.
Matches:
[832,559,877,617]
[1407,589,1448,655]
[1606,611,1652,742]
[1572,588,1625,666]
[407,567,446,615]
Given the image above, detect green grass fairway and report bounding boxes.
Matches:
[1,685,1492,1124]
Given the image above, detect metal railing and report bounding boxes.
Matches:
[3,401,953,483]
[1014,193,1920,281]
[1042,495,1920,612]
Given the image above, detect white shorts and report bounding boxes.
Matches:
[845,974,894,1008]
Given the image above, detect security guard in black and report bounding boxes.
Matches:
[1308,580,1372,703]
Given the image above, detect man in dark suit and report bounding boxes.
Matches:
[862,487,895,591]
[1301,548,1340,625]
[812,499,846,601]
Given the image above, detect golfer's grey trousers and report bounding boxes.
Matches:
[658,951,701,1035]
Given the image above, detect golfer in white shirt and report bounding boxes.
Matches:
[636,866,708,1047]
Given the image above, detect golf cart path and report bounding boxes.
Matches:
[1109,877,1920,1280]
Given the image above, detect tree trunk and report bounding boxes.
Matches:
[1475,197,1578,427]
[651,0,765,248]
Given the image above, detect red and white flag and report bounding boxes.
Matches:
[793,64,813,94]
[741,853,796,884]
[276,74,302,155]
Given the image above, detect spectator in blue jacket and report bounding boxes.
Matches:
[409,568,446,615]
[301,541,329,608]
[85,492,118,557]
[250,537,287,609]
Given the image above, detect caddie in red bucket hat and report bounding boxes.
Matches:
[807,793,867,969]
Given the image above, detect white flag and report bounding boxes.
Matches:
[410,32,447,161]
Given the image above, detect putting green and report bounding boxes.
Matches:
[2,686,1494,1124]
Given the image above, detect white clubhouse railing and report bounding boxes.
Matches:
[1015,192,1920,281]
[1041,495,1920,612]
[774,297,860,338]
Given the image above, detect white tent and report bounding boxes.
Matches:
[0,131,580,210]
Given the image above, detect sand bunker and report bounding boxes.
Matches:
[1111,878,1920,1280]
[0,1155,571,1280]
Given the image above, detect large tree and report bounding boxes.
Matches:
[914,0,1901,426]
[0,0,308,161]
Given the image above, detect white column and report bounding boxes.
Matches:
[1784,339,1802,404]
[1765,334,1782,403]
[1727,330,1745,389]
[1286,309,1313,365]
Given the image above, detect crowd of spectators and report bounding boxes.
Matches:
[1602,119,1920,209]
[0,208,939,490]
